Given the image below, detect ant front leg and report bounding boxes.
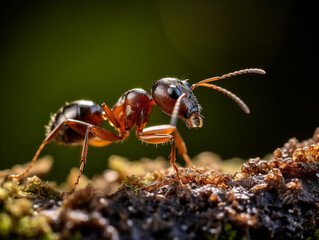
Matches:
[136,94,190,186]
[9,119,122,196]
[174,130,195,168]
[137,126,181,185]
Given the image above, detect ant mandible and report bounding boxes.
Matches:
[9,68,265,195]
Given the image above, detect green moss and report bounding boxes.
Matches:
[0,177,58,239]
[23,176,61,200]
[67,231,83,240]
[15,216,52,238]
[0,213,12,238]
[4,198,33,218]
[120,175,147,196]
[220,224,237,240]
[0,188,9,203]
[2,180,21,197]
[120,175,147,189]
[206,223,246,240]
[299,225,319,240]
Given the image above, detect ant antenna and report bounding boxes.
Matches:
[190,68,265,114]
[197,83,250,114]
[191,68,265,90]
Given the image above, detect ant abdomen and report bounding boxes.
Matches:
[46,100,105,145]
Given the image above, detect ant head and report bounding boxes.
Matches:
[151,69,266,128]
[151,78,203,128]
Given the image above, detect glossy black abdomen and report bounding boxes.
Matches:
[47,100,105,145]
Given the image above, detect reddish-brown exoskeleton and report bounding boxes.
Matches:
[9,68,265,195]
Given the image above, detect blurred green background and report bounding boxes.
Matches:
[0,0,318,182]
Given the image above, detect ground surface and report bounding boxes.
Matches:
[0,128,319,239]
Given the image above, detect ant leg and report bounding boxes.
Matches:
[174,130,195,168]
[141,92,193,168]
[101,103,121,129]
[137,128,193,191]
[137,132,181,185]
[64,123,123,196]
[170,140,179,181]
[9,141,47,180]
[136,94,188,185]
[8,120,73,180]
[166,93,192,161]
[169,93,195,167]
[9,119,121,183]
[66,127,89,196]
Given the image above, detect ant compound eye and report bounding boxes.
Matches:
[183,81,191,89]
[167,85,182,100]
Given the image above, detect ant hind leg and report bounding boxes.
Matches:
[9,119,122,198]
[8,120,66,181]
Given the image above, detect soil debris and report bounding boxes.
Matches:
[0,128,319,239]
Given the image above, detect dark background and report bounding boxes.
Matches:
[0,0,318,182]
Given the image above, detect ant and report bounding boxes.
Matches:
[9,68,265,195]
